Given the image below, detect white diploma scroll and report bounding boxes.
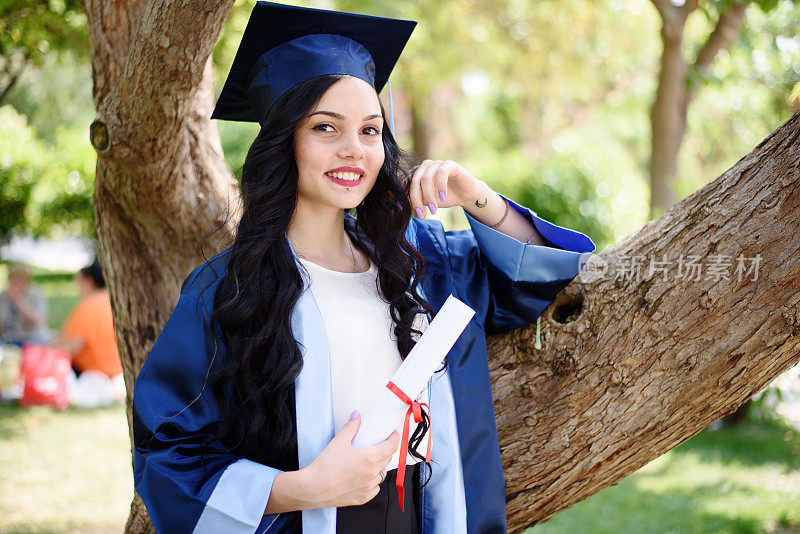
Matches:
[352,293,476,449]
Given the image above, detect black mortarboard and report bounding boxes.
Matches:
[210,1,417,128]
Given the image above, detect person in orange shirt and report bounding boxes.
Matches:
[52,258,122,379]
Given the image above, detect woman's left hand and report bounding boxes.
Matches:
[407,159,484,217]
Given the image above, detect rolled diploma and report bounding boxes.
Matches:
[352,293,475,449]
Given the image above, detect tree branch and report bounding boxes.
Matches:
[497,108,800,531]
[650,0,697,27]
[693,1,749,72]
[650,0,672,19]
[681,0,699,19]
[0,51,27,106]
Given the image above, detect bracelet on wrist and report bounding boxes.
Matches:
[489,197,510,230]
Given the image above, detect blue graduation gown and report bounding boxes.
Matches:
[132,193,595,534]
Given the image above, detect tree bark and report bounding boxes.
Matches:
[496,108,800,531]
[81,1,800,533]
[80,1,238,531]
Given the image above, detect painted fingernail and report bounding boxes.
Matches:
[428,202,437,215]
[350,410,359,420]
[415,207,424,218]
[439,191,446,203]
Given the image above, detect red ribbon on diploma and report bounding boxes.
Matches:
[386,380,432,512]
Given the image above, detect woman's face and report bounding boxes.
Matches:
[293,75,385,212]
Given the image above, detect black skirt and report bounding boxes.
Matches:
[336,462,421,534]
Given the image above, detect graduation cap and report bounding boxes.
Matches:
[211,1,417,132]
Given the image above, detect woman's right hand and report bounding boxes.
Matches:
[304,410,400,508]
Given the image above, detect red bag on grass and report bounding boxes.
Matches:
[19,344,71,410]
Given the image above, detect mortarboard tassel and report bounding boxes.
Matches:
[387,78,396,138]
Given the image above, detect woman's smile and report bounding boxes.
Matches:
[325,170,364,187]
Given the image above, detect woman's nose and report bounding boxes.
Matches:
[337,130,366,159]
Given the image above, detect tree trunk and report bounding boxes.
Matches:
[80,1,237,531]
[409,90,431,160]
[80,1,800,532]
[649,0,749,219]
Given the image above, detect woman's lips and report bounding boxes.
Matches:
[325,172,363,187]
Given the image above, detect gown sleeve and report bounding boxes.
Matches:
[132,291,284,534]
[443,192,596,336]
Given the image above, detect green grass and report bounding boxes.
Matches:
[528,419,800,534]
[0,402,132,534]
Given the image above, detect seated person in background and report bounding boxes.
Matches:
[52,259,122,379]
[0,263,52,346]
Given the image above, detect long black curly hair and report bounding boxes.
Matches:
[203,74,441,490]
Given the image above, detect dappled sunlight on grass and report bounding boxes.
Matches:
[529,420,800,534]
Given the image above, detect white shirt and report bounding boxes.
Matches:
[297,255,430,471]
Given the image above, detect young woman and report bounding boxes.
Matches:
[132,3,595,534]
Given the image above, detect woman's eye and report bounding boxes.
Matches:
[312,124,380,135]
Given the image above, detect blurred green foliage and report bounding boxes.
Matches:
[0,0,798,254]
[0,0,87,103]
[0,104,95,244]
[0,159,33,244]
[504,152,613,250]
